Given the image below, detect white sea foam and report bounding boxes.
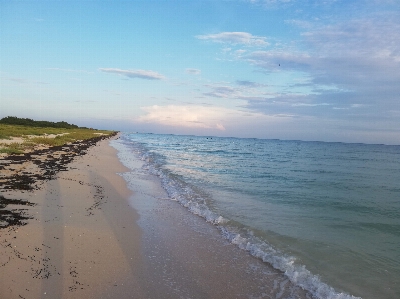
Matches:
[219,227,362,299]
[111,136,362,299]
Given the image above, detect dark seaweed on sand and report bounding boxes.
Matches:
[0,132,118,228]
[0,195,35,228]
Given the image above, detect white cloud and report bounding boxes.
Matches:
[203,85,238,98]
[291,103,330,107]
[301,16,400,95]
[351,104,368,108]
[99,68,165,80]
[201,82,270,103]
[196,32,269,46]
[136,105,286,131]
[137,105,226,130]
[235,49,247,56]
[238,12,400,124]
[185,68,201,75]
[216,123,226,131]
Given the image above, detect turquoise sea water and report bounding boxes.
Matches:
[114,133,400,299]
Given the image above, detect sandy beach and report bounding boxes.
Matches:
[0,135,146,298]
[0,135,310,299]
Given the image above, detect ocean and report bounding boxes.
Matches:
[112,133,400,299]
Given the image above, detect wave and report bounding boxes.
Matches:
[111,136,362,299]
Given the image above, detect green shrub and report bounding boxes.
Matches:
[0,116,80,129]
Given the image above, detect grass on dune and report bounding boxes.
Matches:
[0,143,25,155]
[29,131,109,146]
[0,124,65,138]
[0,124,115,155]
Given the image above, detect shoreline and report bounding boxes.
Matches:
[1,134,311,298]
[112,137,312,298]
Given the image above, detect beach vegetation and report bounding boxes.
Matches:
[0,116,84,129]
[0,142,25,155]
[29,130,108,147]
[0,117,116,155]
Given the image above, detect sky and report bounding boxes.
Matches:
[1,0,400,144]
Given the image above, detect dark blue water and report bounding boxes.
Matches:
[113,133,400,299]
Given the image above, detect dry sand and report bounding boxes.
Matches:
[0,135,310,299]
[0,136,147,298]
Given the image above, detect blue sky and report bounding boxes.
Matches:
[1,0,400,144]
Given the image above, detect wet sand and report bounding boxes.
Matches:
[0,135,311,298]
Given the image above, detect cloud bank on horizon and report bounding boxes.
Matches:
[1,0,400,144]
